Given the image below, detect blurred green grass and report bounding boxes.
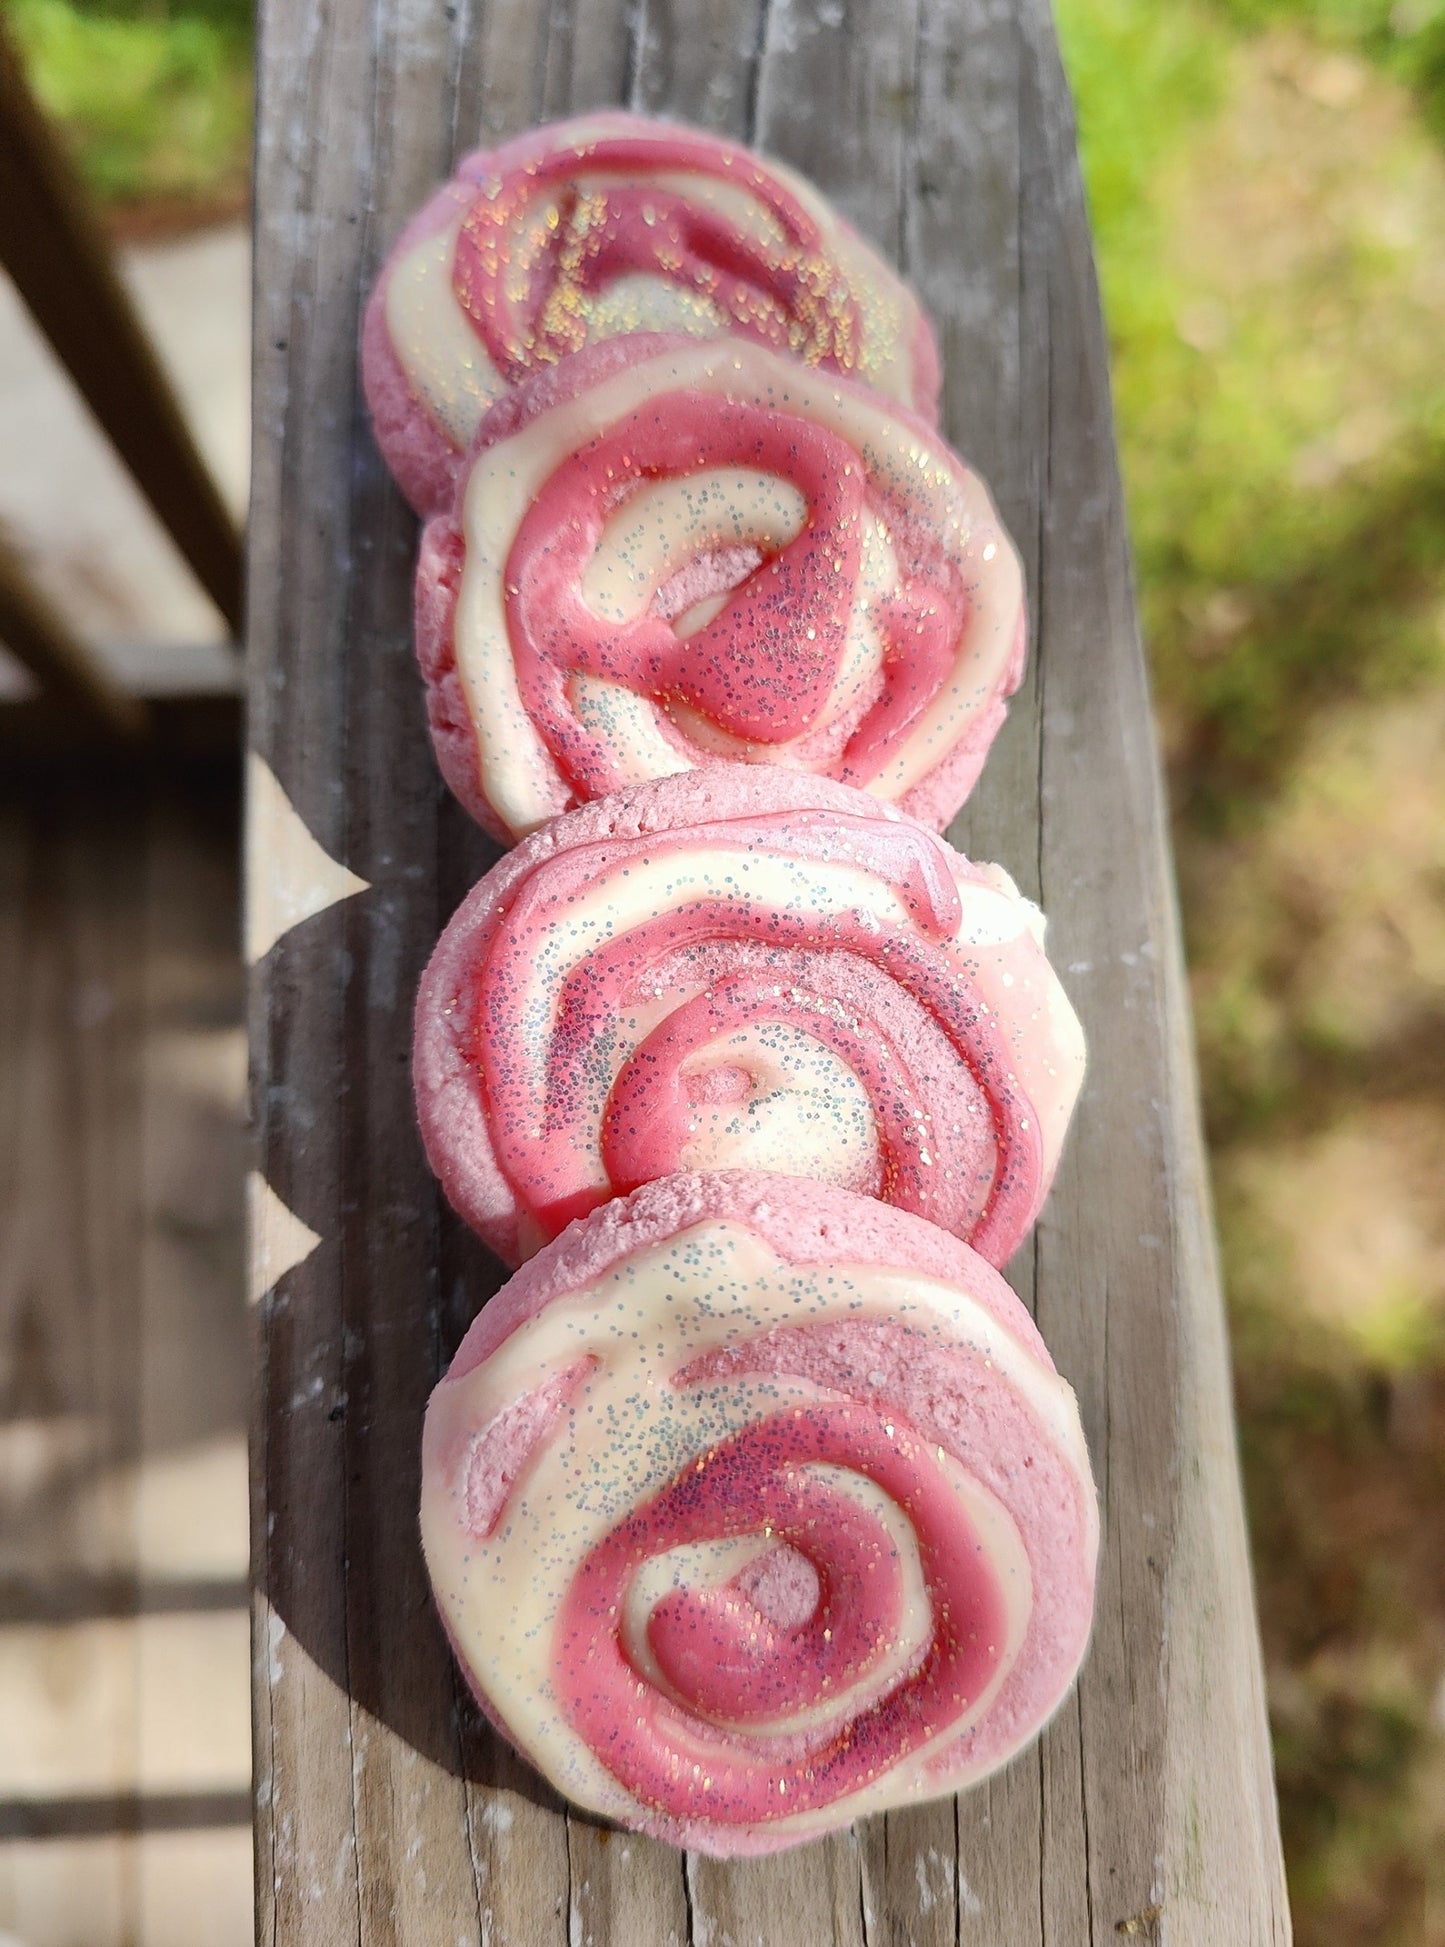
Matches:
[8,0,251,217]
[1057,4,1445,1942]
[12,2,1445,1941]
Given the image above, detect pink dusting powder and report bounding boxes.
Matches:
[459,1360,592,1539]
[735,1543,820,1631]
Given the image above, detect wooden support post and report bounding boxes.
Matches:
[0,532,149,742]
[0,19,245,641]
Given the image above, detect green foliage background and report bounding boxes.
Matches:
[12,1,1444,1939]
[9,0,252,211]
[1062,8,1445,1937]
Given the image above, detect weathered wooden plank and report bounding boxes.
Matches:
[0,790,145,1941]
[248,1,1292,1942]
[251,0,463,1938]
[0,782,249,1945]
[631,0,767,129]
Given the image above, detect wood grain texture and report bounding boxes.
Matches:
[247,1,1293,1941]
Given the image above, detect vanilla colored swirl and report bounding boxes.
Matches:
[413,771,1085,1267]
[364,112,939,514]
[420,1189,1099,1854]
[414,338,1026,840]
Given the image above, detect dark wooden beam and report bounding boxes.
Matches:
[0,530,149,741]
[0,18,245,640]
[0,693,240,780]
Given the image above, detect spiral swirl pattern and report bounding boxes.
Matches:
[420,1175,1099,1855]
[362,112,940,514]
[415,336,1025,841]
[414,769,1084,1268]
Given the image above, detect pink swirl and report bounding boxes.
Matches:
[599,975,946,1208]
[414,336,1026,840]
[419,1173,1100,1855]
[451,123,872,389]
[556,1400,1009,1824]
[413,768,1085,1269]
[510,397,874,750]
[361,114,943,516]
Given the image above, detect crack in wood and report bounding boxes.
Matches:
[682,1848,698,1947]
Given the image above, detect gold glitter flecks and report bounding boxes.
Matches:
[456,164,880,385]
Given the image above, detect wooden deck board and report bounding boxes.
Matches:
[247,3,1293,1940]
[0,780,250,1945]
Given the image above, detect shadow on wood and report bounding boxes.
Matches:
[0,1791,253,1843]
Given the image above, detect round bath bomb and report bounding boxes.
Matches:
[413,767,1084,1267]
[421,1171,1099,1856]
[362,111,941,514]
[415,336,1025,842]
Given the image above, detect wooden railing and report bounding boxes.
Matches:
[248,3,1291,1942]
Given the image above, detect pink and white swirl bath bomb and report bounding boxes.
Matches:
[421,1172,1099,1856]
[413,768,1084,1267]
[414,336,1025,841]
[362,111,940,514]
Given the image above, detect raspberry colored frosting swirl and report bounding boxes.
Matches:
[413,768,1085,1268]
[361,111,940,513]
[415,337,1026,841]
[420,1174,1099,1856]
